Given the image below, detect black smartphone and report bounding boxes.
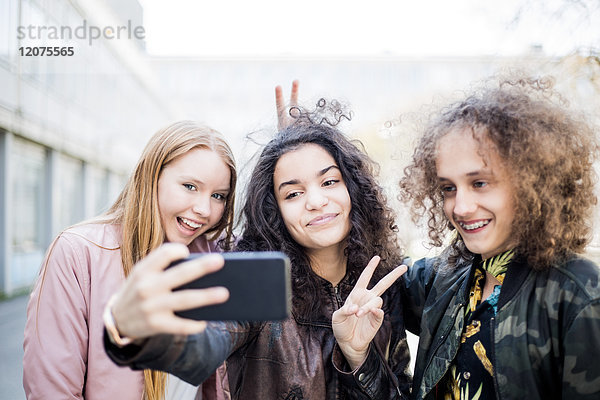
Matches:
[168,251,291,321]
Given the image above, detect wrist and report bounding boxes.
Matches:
[103,294,133,347]
[341,345,369,370]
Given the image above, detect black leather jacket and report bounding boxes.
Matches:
[105,272,412,399]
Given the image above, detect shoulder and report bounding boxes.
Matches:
[46,223,121,271]
[408,251,471,284]
[58,223,121,250]
[551,255,600,302]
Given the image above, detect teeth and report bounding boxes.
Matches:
[180,217,202,229]
[459,220,489,230]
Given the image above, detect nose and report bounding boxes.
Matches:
[453,188,477,217]
[192,194,211,217]
[305,188,329,210]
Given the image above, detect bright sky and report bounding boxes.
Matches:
[138,0,599,57]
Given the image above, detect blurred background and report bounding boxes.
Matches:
[1,0,599,398]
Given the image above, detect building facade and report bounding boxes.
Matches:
[0,0,177,295]
[2,0,599,296]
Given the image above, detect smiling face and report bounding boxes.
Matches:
[157,148,231,245]
[273,143,352,256]
[436,128,516,259]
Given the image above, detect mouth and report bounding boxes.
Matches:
[307,213,337,226]
[457,219,490,232]
[177,216,204,232]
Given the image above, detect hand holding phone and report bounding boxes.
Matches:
[108,244,229,339]
[169,252,291,321]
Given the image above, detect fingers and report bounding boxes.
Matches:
[275,85,285,115]
[110,248,227,339]
[336,294,383,319]
[276,81,299,108]
[356,296,383,317]
[364,308,384,323]
[370,264,408,297]
[275,84,287,131]
[354,256,380,290]
[161,253,225,290]
[165,287,229,312]
[276,80,300,131]
[334,303,359,318]
[290,80,299,106]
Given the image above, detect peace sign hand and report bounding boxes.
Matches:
[275,80,299,131]
[332,256,407,369]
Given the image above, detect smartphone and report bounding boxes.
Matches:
[168,251,291,321]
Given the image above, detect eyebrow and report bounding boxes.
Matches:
[437,169,494,181]
[277,165,340,192]
[181,176,230,192]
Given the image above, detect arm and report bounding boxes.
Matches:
[103,244,247,385]
[561,300,600,398]
[104,320,255,385]
[23,235,89,399]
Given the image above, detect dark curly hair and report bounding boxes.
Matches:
[400,77,599,270]
[237,117,403,317]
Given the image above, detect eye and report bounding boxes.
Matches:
[473,181,488,189]
[285,191,302,200]
[183,183,197,191]
[322,179,339,187]
[440,184,456,196]
[212,193,227,201]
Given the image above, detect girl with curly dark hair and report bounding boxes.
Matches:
[237,119,401,317]
[394,78,600,399]
[103,87,413,399]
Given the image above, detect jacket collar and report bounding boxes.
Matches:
[497,255,531,310]
[293,272,357,326]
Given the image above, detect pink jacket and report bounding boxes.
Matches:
[23,223,219,400]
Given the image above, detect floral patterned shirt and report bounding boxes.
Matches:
[441,250,514,400]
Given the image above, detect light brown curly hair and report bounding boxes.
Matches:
[400,77,599,270]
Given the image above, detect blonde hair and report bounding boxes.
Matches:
[102,121,236,399]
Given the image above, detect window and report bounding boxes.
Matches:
[86,164,110,217]
[10,136,47,287]
[56,153,83,231]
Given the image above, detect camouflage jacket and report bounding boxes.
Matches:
[400,253,600,399]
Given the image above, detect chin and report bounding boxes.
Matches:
[462,242,485,256]
[166,234,195,246]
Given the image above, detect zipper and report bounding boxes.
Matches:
[333,285,343,308]
[490,316,502,399]
[333,284,366,400]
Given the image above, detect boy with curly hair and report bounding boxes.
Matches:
[398,77,600,399]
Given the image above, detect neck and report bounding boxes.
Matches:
[306,245,347,286]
